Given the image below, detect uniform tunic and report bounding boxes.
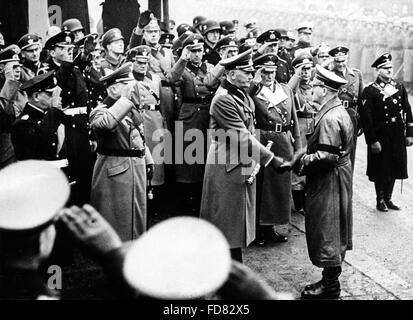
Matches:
[299,97,354,267]
[11,103,67,162]
[200,79,275,248]
[45,58,94,205]
[90,95,154,241]
[135,72,166,186]
[334,66,364,170]
[169,57,221,183]
[359,78,413,182]
[253,82,301,225]
[288,76,318,191]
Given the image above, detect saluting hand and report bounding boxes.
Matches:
[138,10,154,29]
[180,44,192,61]
[60,204,123,256]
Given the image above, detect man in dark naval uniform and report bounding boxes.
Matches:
[42,31,94,206]
[359,53,413,212]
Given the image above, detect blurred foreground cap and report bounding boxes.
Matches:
[123,217,232,299]
[0,160,70,231]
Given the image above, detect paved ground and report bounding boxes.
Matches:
[244,127,413,300]
[60,96,413,300]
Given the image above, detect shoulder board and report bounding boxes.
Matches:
[278,57,287,64]
[352,68,361,73]
[21,115,30,121]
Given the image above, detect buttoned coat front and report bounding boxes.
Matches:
[200,79,274,248]
[90,95,153,241]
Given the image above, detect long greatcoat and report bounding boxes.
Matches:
[200,79,274,249]
[169,57,222,183]
[300,97,354,268]
[253,82,301,225]
[359,78,413,182]
[90,95,154,241]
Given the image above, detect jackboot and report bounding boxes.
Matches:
[375,182,388,212]
[301,266,341,299]
[384,180,400,210]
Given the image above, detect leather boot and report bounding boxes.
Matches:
[375,183,388,212]
[384,180,400,210]
[301,266,341,299]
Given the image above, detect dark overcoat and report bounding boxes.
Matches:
[359,78,413,182]
[200,79,274,248]
[300,97,354,267]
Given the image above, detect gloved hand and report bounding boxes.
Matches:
[370,141,382,154]
[146,164,154,181]
[84,34,97,56]
[138,10,154,29]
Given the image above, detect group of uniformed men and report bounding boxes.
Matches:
[0,7,413,300]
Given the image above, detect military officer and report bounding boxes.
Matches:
[43,31,95,206]
[90,62,154,241]
[0,46,26,169]
[200,50,288,263]
[17,34,43,83]
[126,45,167,218]
[159,33,175,50]
[193,16,207,35]
[101,28,126,72]
[277,28,294,76]
[290,22,314,58]
[169,33,223,215]
[359,53,413,212]
[255,29,291,84]
[219,21,237,37]
[298,65,353,299]
[251,53,301,245]
[328,45,364,172]
[288,53,318,214]
[0,160,71,300]
[62,18,85,43]
[214,35,239,59]
[199,20,222,66]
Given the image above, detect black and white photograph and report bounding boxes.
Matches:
[0,0,412,309]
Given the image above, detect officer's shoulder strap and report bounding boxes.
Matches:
[215,87,228,97]
[20,114,30,121]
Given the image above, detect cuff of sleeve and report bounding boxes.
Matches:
[0,79,21,100]
[406,124,413,137]
[108,97,135,121]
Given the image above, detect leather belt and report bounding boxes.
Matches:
[341,100,357,109]
[296,111,316,119]
[64,107,87,116]
[47,158,69,169]
[261,123,291,133]
[182,96,212,104]
[97,147,145,158]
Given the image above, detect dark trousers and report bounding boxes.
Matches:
[322,266,342,283]
[374,179,396,203]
